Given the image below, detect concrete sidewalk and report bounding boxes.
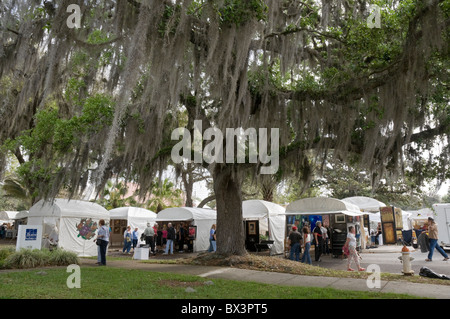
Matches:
[80,258,450,299]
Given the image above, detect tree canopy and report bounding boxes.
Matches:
[0,0,449,255]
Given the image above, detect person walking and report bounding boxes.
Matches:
[208,224,216,252]
[164,223,175,255]
[301,227,312,265]
[426,217,449,262]
[313,221,323,262]
[344,226,365,271]
[288,226,302,261]
[96,219,109,266]
[123,226,133,254]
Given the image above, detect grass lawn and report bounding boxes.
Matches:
[0,266,422,299]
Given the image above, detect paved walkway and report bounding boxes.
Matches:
[80,253,450,299]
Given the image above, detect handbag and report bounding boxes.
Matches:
[96,238,102,246]
[342,245,349,256]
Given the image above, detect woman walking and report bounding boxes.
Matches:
[344,226,365,271]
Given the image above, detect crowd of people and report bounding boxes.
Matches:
[287,221,332,265]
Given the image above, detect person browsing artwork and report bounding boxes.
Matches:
[96,219,109,266]
[288,226,302,261]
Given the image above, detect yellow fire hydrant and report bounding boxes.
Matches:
[398,245,414,276]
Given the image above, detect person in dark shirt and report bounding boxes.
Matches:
[288,226,303,261]
[164,223,176,255]
[313,221,323,262]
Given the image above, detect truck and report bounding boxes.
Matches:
[432,203,450,250]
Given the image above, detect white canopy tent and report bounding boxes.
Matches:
[242,200,286,255]
[0,211,18,224]
[403,208,434,230]
[27,199,109,257]
[286,197,363,216]
[342,196,386,212]
[285,197,366,250]
[109,207,156,245]
[156,207,216,252]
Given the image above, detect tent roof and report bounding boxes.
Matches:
[156,207,216,222]
[29,199,109,219]
[109,207,156,220]
[403,208,434,219]
[0,211,19,220]
[342,196,386,212]
[242,200,285,219]
[286,197,363,216]
[13,210,29,219]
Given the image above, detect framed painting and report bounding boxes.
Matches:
[335,214,346,223]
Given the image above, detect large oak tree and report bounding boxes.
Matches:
[0,0,449,255]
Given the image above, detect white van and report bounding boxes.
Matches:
[432,203,450,249]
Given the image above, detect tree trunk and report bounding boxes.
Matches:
[212,164,246,256]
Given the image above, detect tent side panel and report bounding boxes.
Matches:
[268,215,285,255]
[193,219,215,252]
[59,217,98,257]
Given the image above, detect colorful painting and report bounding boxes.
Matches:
[76,218,98,240]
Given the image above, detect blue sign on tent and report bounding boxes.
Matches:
[25,229,37,241]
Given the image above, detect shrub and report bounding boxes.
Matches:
[3,248,80,269]
[48,249,79,266]
[0,247,15,269]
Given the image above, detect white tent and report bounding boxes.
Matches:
[242,200,286,255]
[403,208,434,230]
[286,197,363,216]
[156,207,216,252]
[342,196,384,226]
[27,199,109,257]
[0,211,18,224]
[342,196,386,212]
[109,207,156,245]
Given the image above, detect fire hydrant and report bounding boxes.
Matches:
[398,245,414,276]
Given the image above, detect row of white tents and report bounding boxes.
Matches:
[6,196,436,257]
[7,198,287,257]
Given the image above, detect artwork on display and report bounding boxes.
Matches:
[335,214,346,223]
[188,226,197,240]
[322,215,330,227]
[248,221,257,235]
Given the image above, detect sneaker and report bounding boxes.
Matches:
[425,258,432,261]
[444,258,449,261]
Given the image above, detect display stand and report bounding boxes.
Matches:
[133,247,149,260]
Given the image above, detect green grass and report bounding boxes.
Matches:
[0,267,422,299]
